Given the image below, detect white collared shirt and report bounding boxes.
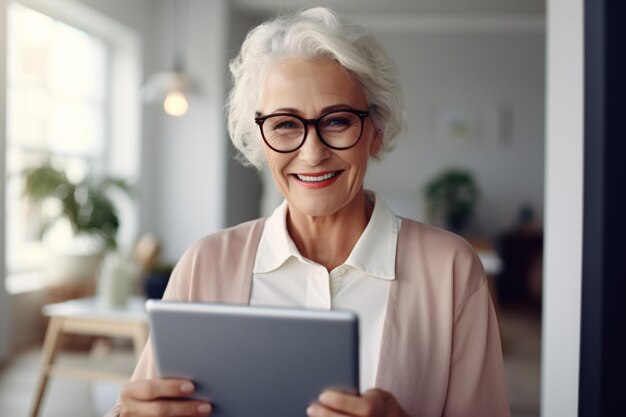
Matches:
[250,192,400,391]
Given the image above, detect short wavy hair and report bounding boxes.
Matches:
[226,7,406,169]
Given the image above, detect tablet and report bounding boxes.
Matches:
[146,300,359,417]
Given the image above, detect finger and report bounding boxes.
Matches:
[318,390,375,416]
[307,402,350,417]
[362,388,393,404]
[363,389,404,417]
[121,379,196,401]
[123,399,212,417]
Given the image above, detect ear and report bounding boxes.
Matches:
[369,131,383,157]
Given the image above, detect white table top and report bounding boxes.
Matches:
[42,296,148,322]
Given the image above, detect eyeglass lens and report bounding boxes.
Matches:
[261,111,363,151]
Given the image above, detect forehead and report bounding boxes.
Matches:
[258,58,368,112]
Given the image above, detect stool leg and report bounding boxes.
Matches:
[29,316,63,417]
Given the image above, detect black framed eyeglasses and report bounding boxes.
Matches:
[254,107,375,153]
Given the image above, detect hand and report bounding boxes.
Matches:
[306,389,409,417]
[119,379,212,417]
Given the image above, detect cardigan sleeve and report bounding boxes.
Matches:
[103,219,263,417]
[102,258,191,417]
[102,239,213,417]
[375,219,510,416]
[443,277,510,417]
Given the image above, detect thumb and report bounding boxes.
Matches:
[362,389,407,417]
[362,388,393,402]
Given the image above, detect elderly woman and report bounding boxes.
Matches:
[111,7,509,417]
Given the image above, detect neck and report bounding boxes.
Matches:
[286,191,374,271]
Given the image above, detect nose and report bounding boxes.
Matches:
[298,125,330,165]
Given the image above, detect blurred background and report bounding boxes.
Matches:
[0,0,549,416]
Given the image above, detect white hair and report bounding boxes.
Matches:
[226,7,406,169]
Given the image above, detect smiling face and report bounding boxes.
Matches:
[258,58,381,219]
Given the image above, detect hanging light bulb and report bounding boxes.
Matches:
[163,91,188,117]
[143,0,196,116]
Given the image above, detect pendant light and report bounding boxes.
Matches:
[143,0,194,117]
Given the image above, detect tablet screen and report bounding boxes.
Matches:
[147,300,359,417]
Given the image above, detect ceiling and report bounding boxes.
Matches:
[232,0,545,15]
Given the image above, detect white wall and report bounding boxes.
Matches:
[541,0,583,415]
[225,10,264,227]
[148,0,228,262]
[76,0,230,263]
[0,0,9,362]
[363,20,545,236]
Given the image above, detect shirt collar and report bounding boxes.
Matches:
[344,192,398,280]
[253,200,299,273]
[253,192,398,281]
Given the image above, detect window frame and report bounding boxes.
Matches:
[4,0,142,294]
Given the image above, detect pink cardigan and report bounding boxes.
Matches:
[108,218,510,417]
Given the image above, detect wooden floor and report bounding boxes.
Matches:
[0,347,132,417]
[0,308,540,417]
[500,307,542,417]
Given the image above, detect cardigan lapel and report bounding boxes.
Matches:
[230,218,266,305]
[373,219,452,416]
[375,218,407,388]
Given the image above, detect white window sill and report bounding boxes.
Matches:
[5,271,46,295]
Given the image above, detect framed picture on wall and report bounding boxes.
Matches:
[435,106,478,144]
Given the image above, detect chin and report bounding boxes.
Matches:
[290,197,352,219]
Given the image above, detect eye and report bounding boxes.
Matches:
[268,116,301,132]
[275,120,298,130]
[321,112,359,131]
[326,117,351,127]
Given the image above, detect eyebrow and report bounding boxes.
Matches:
[259,103,360,116]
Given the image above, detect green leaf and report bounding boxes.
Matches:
[21,163,135,251]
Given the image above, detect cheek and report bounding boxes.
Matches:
[264,150,290,181]
[351,145,374,185]
[355,140,375,171]
[357,155,370,176]
[344,149,371,185]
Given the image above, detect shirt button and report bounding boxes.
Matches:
[334,266,346,277]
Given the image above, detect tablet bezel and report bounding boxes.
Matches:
[146,300,360,417]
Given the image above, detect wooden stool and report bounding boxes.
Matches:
[29,297,148,417]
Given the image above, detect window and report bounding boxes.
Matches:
[5,3,110,281]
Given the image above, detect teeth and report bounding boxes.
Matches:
[296,172,337,182]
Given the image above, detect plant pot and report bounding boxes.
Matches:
[43,250,103,287]
[96,253,136,308]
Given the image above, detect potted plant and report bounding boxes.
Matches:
[424,168,480,233]
[22,162,134,285]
